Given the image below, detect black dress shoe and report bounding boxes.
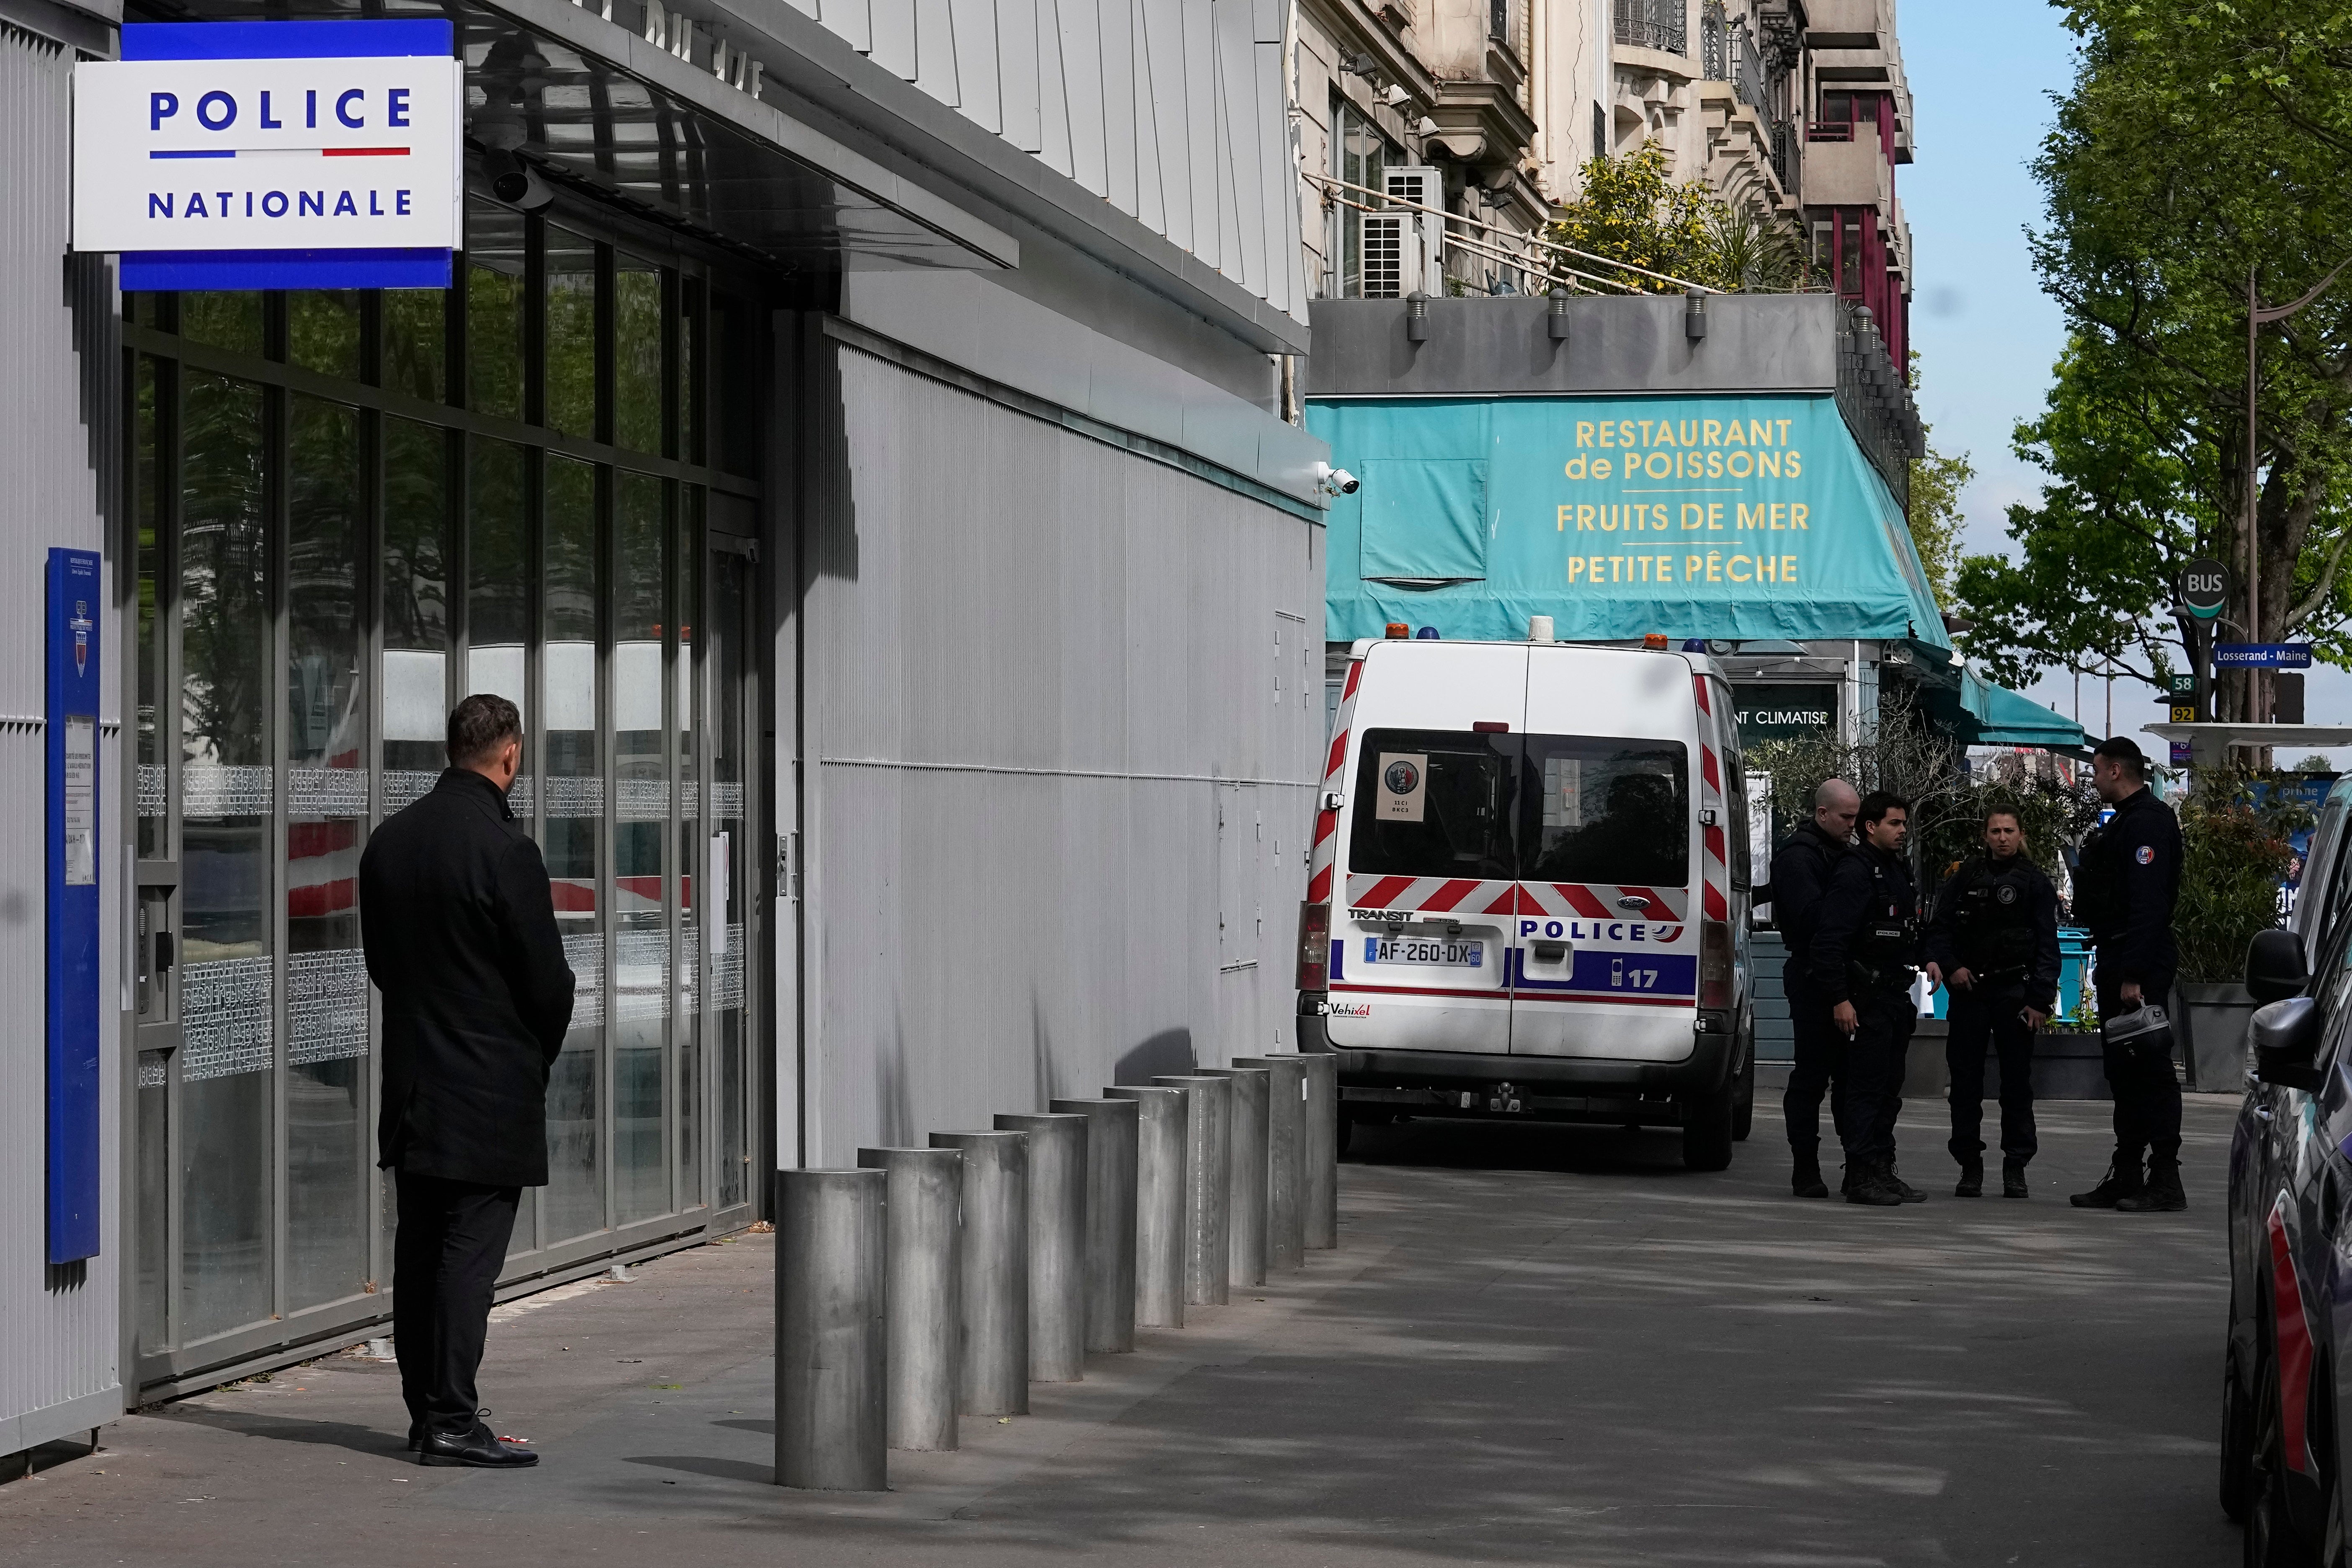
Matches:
[420,1425,539,1469]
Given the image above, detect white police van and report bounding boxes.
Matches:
[1296,627,1756,1169]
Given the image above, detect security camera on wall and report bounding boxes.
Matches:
[485,148,554,212]
[1314,462,1360,496]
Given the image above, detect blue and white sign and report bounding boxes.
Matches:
[73,21,462,291]
[47,550,101,1265]
[2213,643,2314,668]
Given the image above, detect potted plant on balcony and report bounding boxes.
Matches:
[2169,775,2307,1091]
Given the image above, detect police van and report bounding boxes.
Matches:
[1296,627,1756,1169]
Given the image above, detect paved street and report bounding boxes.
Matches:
[0,1096,2237,1567]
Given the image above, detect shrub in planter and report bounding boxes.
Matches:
[2174,775,2306,983]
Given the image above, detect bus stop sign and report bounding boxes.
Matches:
[2180,559,2228,619]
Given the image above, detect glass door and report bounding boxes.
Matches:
[701,528,758,1221]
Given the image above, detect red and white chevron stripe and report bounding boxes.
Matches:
[1692,674,1730,923]
[1345,873,1687,923]
[1305,656,1364,905]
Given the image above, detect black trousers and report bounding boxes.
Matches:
[1782,972,1850,1158]
[392,1171,521,1439]
[2095,964,2182,1163]
[1946,982,2038,1163]
[1842,990,1915,1166]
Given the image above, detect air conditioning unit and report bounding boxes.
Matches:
[1361,213,1418,298]
[1383,166,1447,289]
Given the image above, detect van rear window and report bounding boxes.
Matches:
[1521,738,1688,888]
[1347,729,1518,881]
[1347,729,1687,887]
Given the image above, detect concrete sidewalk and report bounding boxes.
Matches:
[0,1096,2240,1566]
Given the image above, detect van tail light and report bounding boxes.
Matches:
[1699,919,1733,1010]
[1297,902,1332,992]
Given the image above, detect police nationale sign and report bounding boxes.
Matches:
[73,21,462,291]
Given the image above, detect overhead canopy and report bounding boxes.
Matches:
[1307,394,1948,646]
[1955,670,2090,751]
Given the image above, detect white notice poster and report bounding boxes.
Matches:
[64,715,96,886]
[1376,753,1427,823]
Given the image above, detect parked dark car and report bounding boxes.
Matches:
[2223,778,2352,1562]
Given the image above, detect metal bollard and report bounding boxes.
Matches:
[1198,1066,1269,1286]
[928,1130,1029,1416]
[994,1112,1088,1382]
[1104,1085,1187,1328]
[1152,1075,1231,1306]
[854,1147,962,1452]
[1238,1056,1307,1269]
[1049,1097,1138,1353]
[1299,1054,1339,1250]
[774,1168,887,1490]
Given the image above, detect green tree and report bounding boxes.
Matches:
[1954,0,2352,716]
[1548,141,1720,293]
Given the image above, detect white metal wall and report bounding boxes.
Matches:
[796,0,1306,320]
[801,333,1323,1163]
[0,18,126,1457]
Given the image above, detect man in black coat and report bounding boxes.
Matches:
[1774,777,1859,1198]
[361,694,574,1468]
[1813,791,1924,1207]
[2068,735,2187,1212]
[1925,807,2061,1199]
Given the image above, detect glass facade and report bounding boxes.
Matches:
[124,197,764,1387]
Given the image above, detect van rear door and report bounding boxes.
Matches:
[1510,652,1702,1057]
[1324,643,1526,1057]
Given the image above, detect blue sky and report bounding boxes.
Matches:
[1900,1,2352,764]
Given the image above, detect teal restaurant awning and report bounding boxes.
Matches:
[1307,394,1950,647]
[1950,668,2090,751]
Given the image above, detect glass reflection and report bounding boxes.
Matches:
[546,227,598,441]
[287,291,361,380]
[135,356,164,862]
[544,455,604,1241]
[181,292,262,356]
[382,290,445,403]
[614,472,668,1222]
[614,254,663,454]
[676,492,700,1209]
[383,418,450,811]
[286,395,368,1311]
[465,438,529,738]
[467,201,525,419]
[710,547,747,1210]
[178,370,273,1341]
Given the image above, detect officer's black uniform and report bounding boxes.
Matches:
[2072,781,2185,1184]
[1925,850,2061,1176]
[1772,819,1851,1174]
[1813,837,1921,1194]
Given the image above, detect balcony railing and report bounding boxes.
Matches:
[1807,120,1855,142]
[1615,0,1687,55]
[1771,119,1800,202]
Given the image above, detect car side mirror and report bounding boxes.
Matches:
[2246,928,2309,1005]
[2252,997,2324,1092]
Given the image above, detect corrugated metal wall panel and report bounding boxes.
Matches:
[0,21,126,1457]
[805,341,1320,1164]
[806,0,1301,316]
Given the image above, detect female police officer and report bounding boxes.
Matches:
[1925,808,2060,1199]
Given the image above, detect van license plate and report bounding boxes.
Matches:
[1365,937,1484,968]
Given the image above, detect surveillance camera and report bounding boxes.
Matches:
[1331,468,1360,495]
[485,149,554,212]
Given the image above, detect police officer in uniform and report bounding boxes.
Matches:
[1813,790,1925,1206]
[1925,807,2061,1199]
[2069,736,2187,1212]
[1772,778,1860,1199]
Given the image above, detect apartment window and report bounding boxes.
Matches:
[1328,96,1399,299]
[1593,103,1607,161]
